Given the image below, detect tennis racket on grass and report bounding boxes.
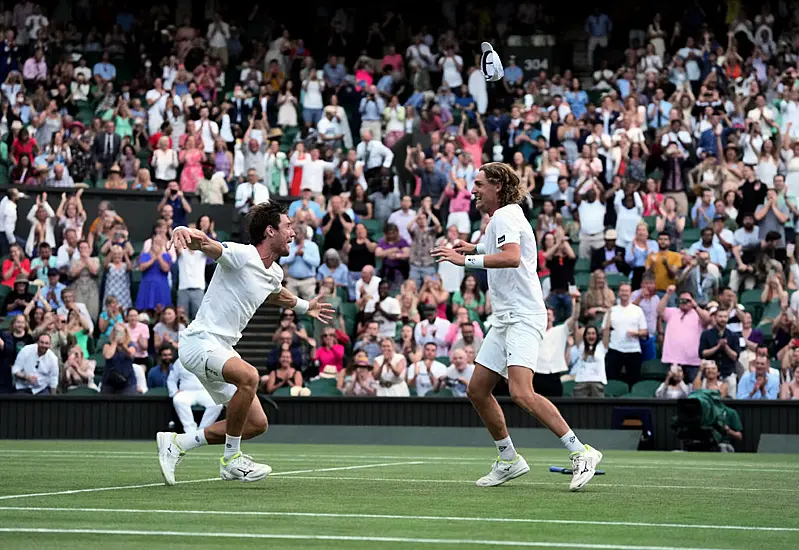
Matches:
[549,466,606,475]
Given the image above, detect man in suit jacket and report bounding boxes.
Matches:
[228,85,252,128]
[93,120,121,182]
[590,229,631,274]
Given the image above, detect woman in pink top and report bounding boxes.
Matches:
[445,306,484,346]
[125,307,150,365]
[315,328,345,372]
[445,178,472,239]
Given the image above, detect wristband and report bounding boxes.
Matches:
[293,298,309,314]
[465,255,485,269]
[475,243,486,254]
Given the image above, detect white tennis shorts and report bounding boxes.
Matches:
[178,330,239,405]
[475,314,545,378]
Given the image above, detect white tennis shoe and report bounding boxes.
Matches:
[156,431,184,486]
[476,455,530,487]
[220,452,272,482]
[569,445,603,491]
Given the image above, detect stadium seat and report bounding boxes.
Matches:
[574,258,591,273]
[336,286,350,303]
[272,386,292,396]
[428,388,454,397]
[629,380,661,398]
[66,386,99,395]
[604,379,630,397]
[641,359,669,380]
[606,273,628,290]
[574,272,591,290]
[361,219,383,238]
[147,387,169,396]
[562,380,575,396]
[682,228,701,247]
[436,356,450,366]
[307,379,341,396]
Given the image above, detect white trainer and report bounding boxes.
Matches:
[569,445,603,491]
[476,455,530,487]
[219,452,272,483]
[156,431,184,486]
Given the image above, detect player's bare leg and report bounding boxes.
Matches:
[466,364,530,486]
[158,358,271,485]
[506,366,602,491]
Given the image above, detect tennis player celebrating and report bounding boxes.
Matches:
[432,163,602,491]
[157,201,334,485]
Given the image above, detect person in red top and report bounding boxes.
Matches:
[11,128,37,167]
[456,112,488,169]
[1,243,31,288]
[148,121,174,151]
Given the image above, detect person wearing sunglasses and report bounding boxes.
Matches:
[11,332,59,394]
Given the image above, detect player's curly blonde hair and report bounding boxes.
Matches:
[480,162,526,207]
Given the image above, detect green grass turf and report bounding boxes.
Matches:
[0,441,796,549]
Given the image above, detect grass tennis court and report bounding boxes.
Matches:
[0,441,796,549]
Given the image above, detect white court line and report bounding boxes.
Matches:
[273,474,797,493]
[0,461,420,501]
[0,506,794,533]
[6,453,787,473]
[0,450,791,470]
[0,527,734,550]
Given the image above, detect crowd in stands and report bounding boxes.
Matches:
[0,2,798,417]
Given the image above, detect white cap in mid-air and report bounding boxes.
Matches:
[480,42,504,82]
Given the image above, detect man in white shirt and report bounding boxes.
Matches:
[536,290,581,396]
[12,334,59,394]
[408,342,447,396]
[145,78,169,136]
[354,265,380,312]
[234,169,270,217]
[575,180,607,259]
[0,188,24,256]
[414,304,451,357]
[440,348,473,397]
[56,288,94,334]
[295,147,337,194]
[387,195,416,244]
[364,280,401,339]
[56,227,81,270]
[177,246,207,321]
[197,106,220,154]
[317,107,344,150]
[167,358,224,433]
[603,282,648,388]
[355,129,394,183]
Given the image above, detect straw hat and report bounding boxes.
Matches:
[319,365,338,379]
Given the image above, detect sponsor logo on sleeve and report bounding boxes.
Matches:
[497,235,505,245]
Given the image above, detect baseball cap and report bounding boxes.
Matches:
[480,42,504,82]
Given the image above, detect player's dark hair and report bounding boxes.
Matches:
[246,201,286,246]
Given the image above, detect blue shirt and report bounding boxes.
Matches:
[647,101,673,129]
[38,281,65,310]
[288,199,323,220]
[147,363,173,388]
[736,371,779,400]
[317,263,350,288]
[455,94,476,121]
[166,196,188,228]
[688,240,726,266]
[690,202,716,231]
[585,14,612,37]
[564,90,589,119]
[504,65,523,85]
[376,75,393,95]
[280,240,321,280]
[30,257,57,282]
[99,311,125,338]
[93,62,117,80]
[404,92,425,110]
[323,63,347,87]
[359,96,385,121]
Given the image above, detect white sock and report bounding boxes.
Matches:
[223,434,241,460]
[174,429,207,452]
[494,436,517,461]
[561,430,586,453]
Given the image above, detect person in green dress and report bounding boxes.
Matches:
[450,273,485,323]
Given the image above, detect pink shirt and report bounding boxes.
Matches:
[457,136,487,169]
[316,344,345,372]
[22,58,47,80]
[127,322,151,358]
[382,53,403,71]
[661,308,704,366]
[445,186,472,213]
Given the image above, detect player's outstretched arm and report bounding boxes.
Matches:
[267,287,335,323]
[169,226,223,260]
[431,242,520,269]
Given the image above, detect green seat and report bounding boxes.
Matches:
[272,386,293,396]
[147,386,169,396]
[361,219,383,238]
[336,286,350,303]
[66,386,100,395]
[641,359,669,381]
[562,380,575,397]
[340,302,358,337]
[307,379,341,396]
[740,289,762,307]
[574,272,591,290]
[629,380,661,398]
[606,273,628,290]
[215,229,230,242]
[643,215,657,233]
[436,356,450,366]
[682,228,701,247]
[427,387,454,397]
[604,379,630,397]
[0,284,10,305]
[574,258,591,274]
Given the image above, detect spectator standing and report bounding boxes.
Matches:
[280,225,320,302]
[544,229,576,323]
[11,333,58,394]
[101,324,137,395]
[159,182,192,229]
[135,235,172,311]
[699,308,741,396]
[603,282,648,387]
[373,337,409,397]
[2,243,30,287]
[364,280,401,339]
[321,195,354,252]
[657,286,711,383]
[536,292,580,397]
[102,245,132,311]
[176,244,206,321]
[69,240,100,321]
[630,274,660,361]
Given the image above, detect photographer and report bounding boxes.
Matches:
[358,87,386,144]
[158,181,192,229]
[407,206,442,288]
[100,323,137,395]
